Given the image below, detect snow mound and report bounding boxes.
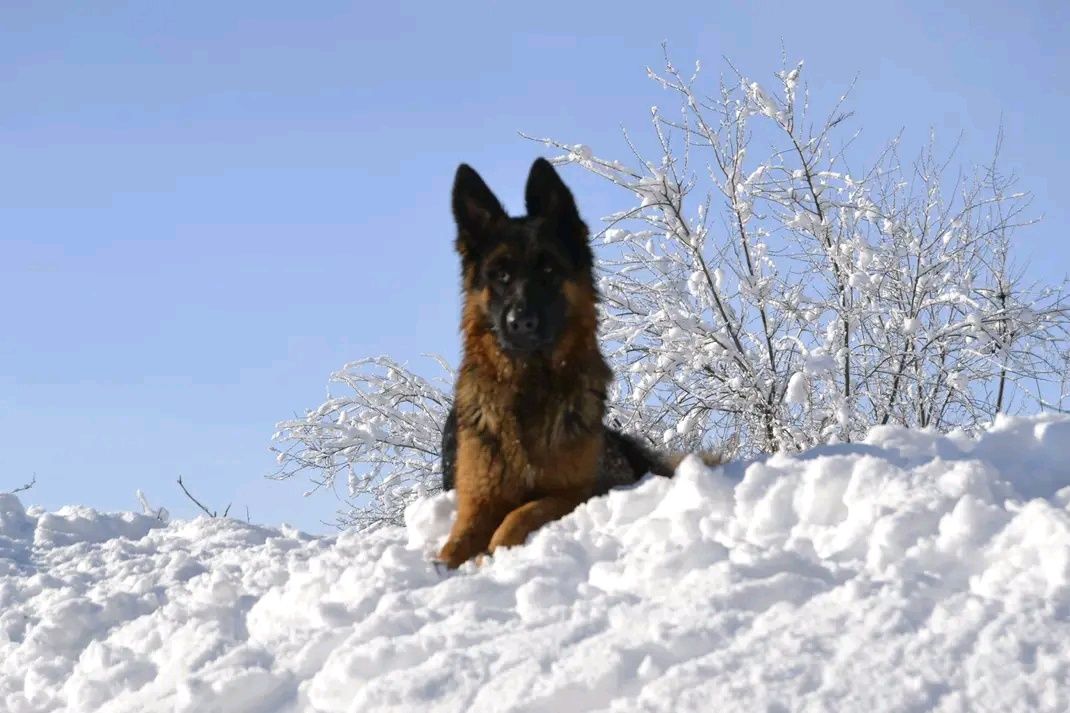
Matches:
[3,415,1070,712]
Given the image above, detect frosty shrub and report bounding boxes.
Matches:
[273,53,1070,529]
[271,356,453,529]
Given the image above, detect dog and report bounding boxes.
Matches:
[435,158,687,569]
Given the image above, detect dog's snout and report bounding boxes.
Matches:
[505,303,539,337]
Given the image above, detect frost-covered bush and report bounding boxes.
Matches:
[274,53,1070,529]
[271,357,452,530]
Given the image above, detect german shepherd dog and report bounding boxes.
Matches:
[436,159,678,569]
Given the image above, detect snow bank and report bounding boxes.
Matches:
[3,415,1070,712]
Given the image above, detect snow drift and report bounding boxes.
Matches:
[3,415,1070,712]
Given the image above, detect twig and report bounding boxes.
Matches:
[6,474,37,495]
[177,475,220,517]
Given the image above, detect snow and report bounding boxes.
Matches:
[785,371,808,405]
[4,415,1070,712]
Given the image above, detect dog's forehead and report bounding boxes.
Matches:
[505,215,542,243]
[485,217,567,262]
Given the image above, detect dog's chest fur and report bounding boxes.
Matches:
[455,353,610,494]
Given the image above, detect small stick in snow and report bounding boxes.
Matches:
[177,475,221,518]
[6,474,37,495]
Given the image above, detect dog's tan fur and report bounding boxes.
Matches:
[438,270,610,568]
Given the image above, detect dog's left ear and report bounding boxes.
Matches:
[525,158,591,266]
[525,158,581,226]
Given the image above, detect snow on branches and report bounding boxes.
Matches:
[274,52,1070,529]
[271,356,452,530]
[528,51,1069,454]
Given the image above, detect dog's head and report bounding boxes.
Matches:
[452,159,595,358]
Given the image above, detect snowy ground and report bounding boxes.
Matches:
[3,416,1070,713]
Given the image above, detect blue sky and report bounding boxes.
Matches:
[3,1,1067,532]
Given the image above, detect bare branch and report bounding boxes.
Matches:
[5,474,37,495]
[177,475,221,518]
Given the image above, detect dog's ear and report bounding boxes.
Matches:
[525,158,582,227]
[452,164,505,258]
[525,158,590,265]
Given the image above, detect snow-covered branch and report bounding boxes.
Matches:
[271,356,452,530]
[528,51,1068,455]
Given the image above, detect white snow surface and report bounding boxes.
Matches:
[4,415,1070,713]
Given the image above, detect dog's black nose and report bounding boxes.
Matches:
[505,305,539,337]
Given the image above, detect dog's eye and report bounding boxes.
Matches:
[542,264,554,275]
[493,268,511,284]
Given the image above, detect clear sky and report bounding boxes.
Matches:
[3,1,1068,532]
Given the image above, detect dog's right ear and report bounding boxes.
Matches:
[452,164,505,258]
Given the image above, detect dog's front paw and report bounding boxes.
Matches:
[436,537,475,570]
